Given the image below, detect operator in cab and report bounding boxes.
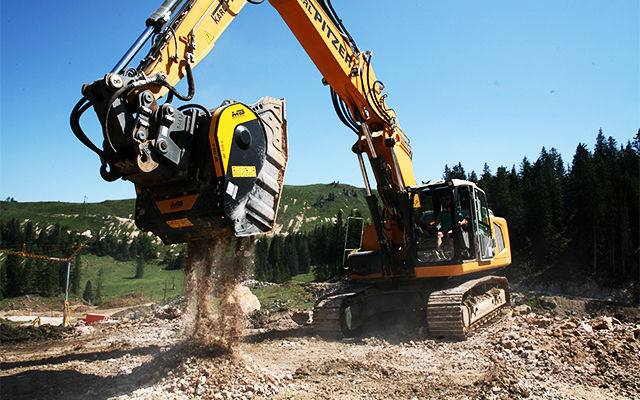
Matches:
[436,196,468,251]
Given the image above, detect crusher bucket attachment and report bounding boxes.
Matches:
[134,97,289,243]
[75,75,288,243]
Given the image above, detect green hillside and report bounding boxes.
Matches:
[276,183,369,233]
[0,183,367,237]
[0,199,135,236]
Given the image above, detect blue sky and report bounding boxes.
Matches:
[1,1,638,202]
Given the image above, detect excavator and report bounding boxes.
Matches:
[70,0,512,339]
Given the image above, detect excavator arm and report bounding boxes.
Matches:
[71,0,415,266]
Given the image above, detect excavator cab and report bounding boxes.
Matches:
[410,179,496,265]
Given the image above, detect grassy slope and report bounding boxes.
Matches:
[0,199,135,234]
[276,183,370,233]
[78,254,185,304]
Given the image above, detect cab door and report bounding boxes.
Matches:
[473,188,495,260]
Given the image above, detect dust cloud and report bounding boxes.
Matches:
[183,235,256,353]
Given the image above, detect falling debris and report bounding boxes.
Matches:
[184,235,256,353]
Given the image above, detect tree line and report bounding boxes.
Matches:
[255,129,638,286]
[0,220,163,300]
[253,209,364,283]
[445,129,639,284]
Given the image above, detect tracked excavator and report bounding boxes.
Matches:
[70,0,512,339]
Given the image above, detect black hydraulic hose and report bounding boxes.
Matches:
[102,62,196,153]
[70,97,104,158]
[365,56,390,123]
[363,54,392,125]
[177,103,211,118]
[247,0,264,4]
[159,62,195,102]
[103,82,137,153]
[330,88,358,134]
[373,80,396,123]
[323,0,359,53]
[359,60,388,126]
[338,95,359,132]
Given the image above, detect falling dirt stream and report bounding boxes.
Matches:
[184,235,256,353]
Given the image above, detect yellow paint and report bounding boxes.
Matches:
[414,258,510,278]
[166,218,194,228]
[232,165,257,177]
[155,194,199,214]
[145,0,249,98]
[210,103,257,176]
[413,194,421,208]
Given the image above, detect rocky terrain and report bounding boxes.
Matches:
[1,291,639,400]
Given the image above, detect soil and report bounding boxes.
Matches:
[97,294,152,310]
[1,288,639,400]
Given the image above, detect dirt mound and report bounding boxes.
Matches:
[0,323,72,343]
[487,311,640,397]
[249,310,300,331]
[150,351,289,398]
[97,293,151,310]
[0,295,55,312]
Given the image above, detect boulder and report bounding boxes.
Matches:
[154,305,182,320]
[590,316,613,331]
[230,285,261,315]
[514,304,532,315]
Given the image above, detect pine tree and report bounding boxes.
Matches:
[268,236,285,282]
[254,237,270,281]
[83,280,94,304]
[566,143,598,275]
[22,258,39,294]
[4,254,23,297]
[0,262,7,299]
[296,236,311,274]
[284,235,299,277]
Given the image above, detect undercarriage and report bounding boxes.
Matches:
[313,275,510,340]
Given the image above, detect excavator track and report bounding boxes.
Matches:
[427,276,509,339]
[312,292,356,339]
[313,276,510,340]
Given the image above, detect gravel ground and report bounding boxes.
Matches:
[1,296,639,400]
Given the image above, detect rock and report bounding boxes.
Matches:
[291,311,312,325]
[514,304,531,315]
[154,305,182,320]
[578,322,594,335]
[591,316,614,331]
[229,285,261,315]
[502,340,515,350]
